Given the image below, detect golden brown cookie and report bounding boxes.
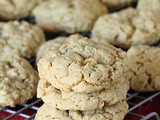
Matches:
[0,21,45,58]
[0,56,39,107]
[38,36,128,93]
[36,101,128,120]
[92,8,160,48]
[32,0,107,33]
[37,78,129,110]
[126,45,160,92]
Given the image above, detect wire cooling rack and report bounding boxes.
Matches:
[0,30,160,120]
[0,1,160,119]
[0,91,160,120]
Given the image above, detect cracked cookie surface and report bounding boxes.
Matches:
[36,34,84,63]
[37,78,129,110]
[0,0,44,20]
[0,21,45,58]
[32,0,107,33]
[92,8,160,48]
[36,101,128,120]
[0,56,39,107]
[126,45,160,92]
[38,36,127,93]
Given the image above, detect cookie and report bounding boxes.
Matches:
[126,45,160,92]
[0,0,44,20]
[38,36,128,93]
[32,0,107,33]
[137,0,160,10]
[92,8,160,48]
[102,0,136,8]
[0,56,39,107]
[36,34,84,63]
[0,21,45,58]
[37,78,129,110]
[36,101,128,120]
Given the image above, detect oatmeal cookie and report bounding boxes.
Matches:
[0,21,45,58]
[37,78,129,110]
[35,101,128,120]
[32,0,107,33]
[126,45,160,92]
[38,37,127,93]
[0,56,39,107]
[92,8,160,48]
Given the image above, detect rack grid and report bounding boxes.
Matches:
[0,91,160,120]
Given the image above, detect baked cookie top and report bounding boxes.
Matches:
[0,0,44,20]
[36,34,84,63]
[37,78,129,110]
[126,45,160,92]
[38,36,127,93]
[137,0,160,10]
[0,21,45,58]
[0,56,39,107]
[92,8,160,48]
[32,0,107,33]
[36,101,128,120]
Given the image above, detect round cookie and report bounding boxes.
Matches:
[38,36,128,93]
[126,45,160,92]
[0,21,45,58]
[35,101,128,120]
[37,78,129,110]
[92,8,160,48]
[137,0,160,10]
[36,34,84,63]
[102,0,136,9]
[32,0,107,33]
[0,56,39,107]
[0,0,44,20]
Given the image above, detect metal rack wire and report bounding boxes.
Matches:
[0,91,160,120]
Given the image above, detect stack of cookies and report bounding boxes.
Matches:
[36,35,129,120]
